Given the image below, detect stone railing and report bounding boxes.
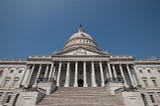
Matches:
[36,78,57,83]
[114,85,139,94]
[23,86,46,93]
[105,78,123,84]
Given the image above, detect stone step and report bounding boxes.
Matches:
[36,87,123,106]
[52,87,108,94]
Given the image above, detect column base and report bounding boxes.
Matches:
[56,83,60,87]
[91,83,97,87]
[101,82,105,87]
[64,83,69,87]
[73,83,78,87]
[83,83,88,87]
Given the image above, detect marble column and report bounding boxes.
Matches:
[132,65,139,86]
[112,64,117,81]
[35,65,42,82]
[126,64,135,86]
[74,62,78,87]
[51,66,56,80]
[56,62,62,87]
[44,65,49,81]
[27,64,35,86]
[107,62,112,81]
[83,61,88,87]
[99,62,105,87]
[119,64,127,84]
[64,62,70,87]
[105,66,109,79]
[91,61,97,87]
[48,63,54,81]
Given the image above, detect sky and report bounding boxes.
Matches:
[0,0,160,60]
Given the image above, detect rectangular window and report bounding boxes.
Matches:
[12,80,18,88]
[152,80,158,87]
[0,70,3,76]
[150,95,155,103]
[143,80,149,87]
[3,80,9,87]
[0,92,3,97]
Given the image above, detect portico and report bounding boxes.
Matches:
[39,60,137,87]
[28,26,138,88]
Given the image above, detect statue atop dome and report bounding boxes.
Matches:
[78,24,84,32]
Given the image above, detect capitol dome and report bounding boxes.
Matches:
[62,25,99,52]
[69,31,93,40]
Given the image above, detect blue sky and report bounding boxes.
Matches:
[0,0,160,60]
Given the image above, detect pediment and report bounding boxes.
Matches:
[53,47,108,56]
[63,48,100,56]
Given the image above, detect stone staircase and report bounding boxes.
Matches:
[36,87,124,106]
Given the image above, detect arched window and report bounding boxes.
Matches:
[18,70,22,73]
[10,70,14,73]
[147,70,151,73]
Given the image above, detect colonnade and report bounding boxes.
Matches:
[27,61,138,87]
[27,64,54,86]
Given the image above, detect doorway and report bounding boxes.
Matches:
[78,79,83,87]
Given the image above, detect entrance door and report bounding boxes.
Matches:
[78,79,83,87]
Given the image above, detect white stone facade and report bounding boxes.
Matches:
[0,26,159,106]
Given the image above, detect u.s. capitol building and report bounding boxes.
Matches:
[0,26,160,106]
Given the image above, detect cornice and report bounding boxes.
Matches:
[0,60,27,65]
[135,60,160,65]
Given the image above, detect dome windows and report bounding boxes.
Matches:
[139,70,143,73]
[18,70,22,73]
[147,70,151,73]
[62,26,99,52]
[10,70,14,73]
